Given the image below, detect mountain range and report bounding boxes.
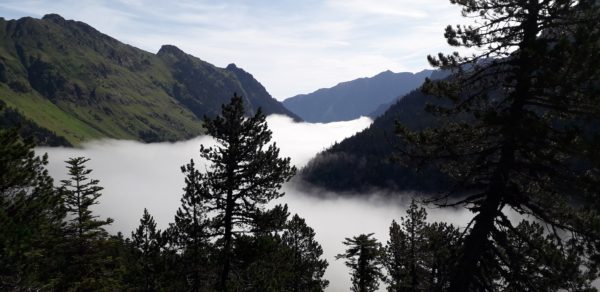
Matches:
[0,14,298,146]
[282,69,433,123]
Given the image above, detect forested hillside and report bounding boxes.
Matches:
[299,88,450,193]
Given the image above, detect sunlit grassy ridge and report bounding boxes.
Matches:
[0,14,297,146]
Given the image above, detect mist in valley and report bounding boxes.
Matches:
[37,114,474,291]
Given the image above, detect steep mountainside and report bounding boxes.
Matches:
[298,88,450,193]
[0,14,296,145]
[282,70,432,123]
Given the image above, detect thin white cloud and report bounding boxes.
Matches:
[326,0,429,18]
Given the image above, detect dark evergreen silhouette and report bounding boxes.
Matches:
[173,159,213,291]
[282,214,330,292]
[0,124,64,290]
[383,202,427,291]
[184,93,296,290]
[336,233,383,292]
[59,157,116,290]
[130,208,163,291]
[396,0,600,290]
[382,201,459,291]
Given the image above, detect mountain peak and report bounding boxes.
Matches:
[157,44,186,58]
[226,63,239,70]
[42,13,66,23]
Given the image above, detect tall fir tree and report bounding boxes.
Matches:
[188,93,296,290]
[281,214,329,292]
[382,200,459,292]
[396,0,600,290]
[0,124,65,290]
[59,157,115,290]
[384,220,409,292]
[130,208,163,291]
[173,159,213,291]
[336,233,383,292]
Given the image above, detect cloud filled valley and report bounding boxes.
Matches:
[36,114,474,291]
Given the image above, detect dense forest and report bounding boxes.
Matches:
[299,88,452,194]
[2,0,600,291]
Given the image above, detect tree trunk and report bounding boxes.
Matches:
[449,1,540,290]
[219,190,234,291]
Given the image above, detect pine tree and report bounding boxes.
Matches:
[173,159,213,291]
[382,200,459,292]
[230,233,293,291]
[59,157,115,290]
[400,201,428,291]
[282,214,329,292]
[130,208,163,291]
[383,220,409,292]
[336,233,383,292]
[0,125,64,290]
[396,0,600,290]
[421,222,459,291]
[491,220,598,291]
[189,93,296,290]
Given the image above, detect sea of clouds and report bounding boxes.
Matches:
[37,114,473,291]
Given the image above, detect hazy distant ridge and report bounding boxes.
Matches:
[282,69,432,123]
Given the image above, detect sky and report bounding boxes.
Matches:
[0,0,467,100]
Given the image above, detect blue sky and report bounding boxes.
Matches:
[0,0,467,100]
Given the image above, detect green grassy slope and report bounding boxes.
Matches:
[0,14,295,145]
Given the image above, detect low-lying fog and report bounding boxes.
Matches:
[37,115,473,291]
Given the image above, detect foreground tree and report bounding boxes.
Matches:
[397,0,600,290]
[173,159,213,291]
[59,157,116,290]
[189,93,296,290]
[0,125,64,290]
[130,208,163,291]
[282,214,329,292]
[337,233,383,292]
[383,201,459,292]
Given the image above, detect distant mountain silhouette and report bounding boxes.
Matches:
[283,70,433,123]
[0,14,298,145]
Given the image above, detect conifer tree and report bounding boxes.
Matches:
[491,220,598,291]
[230,233,293,291]
[384,220,409,292]
[173,159,212,291]
[396,0,600,290]
[399,201,428,291]
[337,233,383,292]
[282,214,329,292]
[59,157,114,290]
[0,126,64,290]
[382,201,459,292]
[421,222,459,291]
[188,93,296,290]
[130,208,163,291]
